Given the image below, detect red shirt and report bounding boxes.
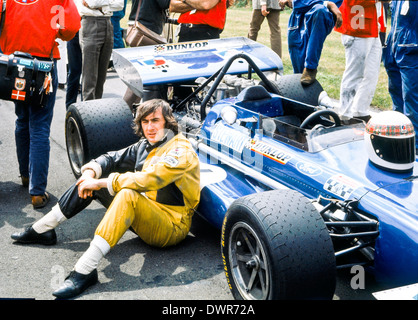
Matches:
[0,0,80,59]
[335,0,379,38]
[178,0,227,30]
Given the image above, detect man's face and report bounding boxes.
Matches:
[141,107,167,144]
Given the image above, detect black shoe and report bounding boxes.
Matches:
[11,226,57,245]
[52,270,98,299]
[354,115,371,123]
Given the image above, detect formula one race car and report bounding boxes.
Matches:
[65,37,418,300]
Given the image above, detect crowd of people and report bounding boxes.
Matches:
[0,0,417,299]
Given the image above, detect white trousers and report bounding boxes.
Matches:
[339,35,382,119]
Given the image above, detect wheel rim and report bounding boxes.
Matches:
[228,222,270,300]
[66,117,85,176]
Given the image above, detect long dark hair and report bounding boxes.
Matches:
[132,99,178,138]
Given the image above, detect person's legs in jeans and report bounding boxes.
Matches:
[14,62,58,197]
[288,12,305,73]
[303,4,335,70]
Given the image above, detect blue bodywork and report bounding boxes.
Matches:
[195,90,418,287]
[112,37,417,289]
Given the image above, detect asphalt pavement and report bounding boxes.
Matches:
[0,70,389,301]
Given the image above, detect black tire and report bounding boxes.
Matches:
[273,74,323,106]
[222,189,336,300]
[65,98,138,177]
[263,74,324,119]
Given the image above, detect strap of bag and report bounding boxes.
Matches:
[134,0,142,24]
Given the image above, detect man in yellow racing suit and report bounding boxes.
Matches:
[11,99,200,298]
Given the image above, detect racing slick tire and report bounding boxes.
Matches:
[65,98,138,178]
[263,74,324,119]
[222,189,336,300]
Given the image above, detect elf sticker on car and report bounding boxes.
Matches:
[324,174,362,200]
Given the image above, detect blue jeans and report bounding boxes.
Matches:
[111,0,127,49]
[383,41,418,149]
[288,4,335,73]
[66,32,82,108]
[15,61,58,196]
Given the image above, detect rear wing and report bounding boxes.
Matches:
[113,37,283,98]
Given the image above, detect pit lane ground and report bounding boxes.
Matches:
[0,71,391,300]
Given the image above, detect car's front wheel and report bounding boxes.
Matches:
[222,189,336,300]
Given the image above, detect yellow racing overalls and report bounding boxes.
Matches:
[84,133,200,248]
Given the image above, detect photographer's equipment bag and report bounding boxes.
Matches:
[125,0,167,47]
[0,51,53,106]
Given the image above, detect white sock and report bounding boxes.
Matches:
[32,204,67,234]
[74,235,111,275]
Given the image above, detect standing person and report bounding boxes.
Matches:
[169,0,228,42]
[65,31,83,109]
[76,0,124,101]
[247,0,282,58]
[123,0,171,109]
[279,0,343,85]
[0,0,80,208]
[383,0,418,151]
[128,0,170,35]
[169,0,229,100]
[111,0,128,50]
[11,99,201,299]
[336,0,383,123]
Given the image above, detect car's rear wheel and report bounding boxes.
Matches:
[222,189,336,300]
[65,98,138,178]
[262,74,325,120]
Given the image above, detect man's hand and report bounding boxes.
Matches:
[279,0,293,10]
[76,170,106,199]
[327,1,343,28]
[261,5,269,16]
[170,0,220,12]
[169,0,193,13]
[82,0,104,12]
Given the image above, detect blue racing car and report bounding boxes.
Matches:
[65,38,418,300]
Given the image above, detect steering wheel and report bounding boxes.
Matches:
[300,109,342,129]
